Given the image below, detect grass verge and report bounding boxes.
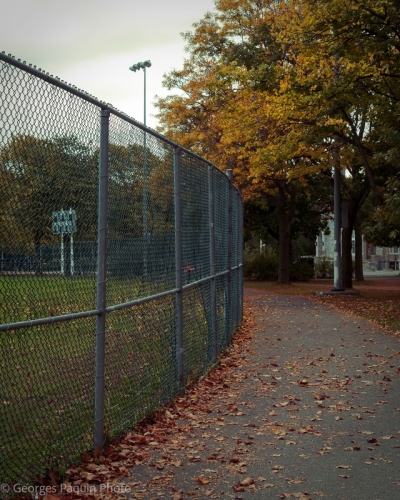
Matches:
[244,278,400,333]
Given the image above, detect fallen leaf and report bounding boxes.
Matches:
[240,477,255,486]
[195,476,210,485]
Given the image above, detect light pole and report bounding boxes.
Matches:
[129,60,151,279]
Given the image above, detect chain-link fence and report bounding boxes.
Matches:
[0,52,243,491]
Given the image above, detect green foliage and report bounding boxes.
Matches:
[363,176,400,246]
[314,257,334,279]
[289,259,314,282]
[244,245,278,280]
[245,247,315,282]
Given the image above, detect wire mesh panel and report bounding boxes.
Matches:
[231,187,239,330]
[182,283,212,384]
[0,317,96,486]
[106,115,175,303]
[104,296,177,438]
[214,171,229,274]
[216,274,229,351]
[0,53,243,492]
[180,153,210,284]
[0,60,99,318]
[0,57,99,487]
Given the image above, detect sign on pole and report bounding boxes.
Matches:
[52,209,77,276]
[52,209,77,235]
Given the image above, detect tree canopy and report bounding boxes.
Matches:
[156,0,400,284]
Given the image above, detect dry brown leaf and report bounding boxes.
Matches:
[196,476,210,485]
[240,477,255,486]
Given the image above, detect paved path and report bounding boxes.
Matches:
[120,289,400,500]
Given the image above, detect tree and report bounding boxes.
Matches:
[260,0,400,284]
[0,134,98,273]
[362,176,400,247]
[157,0,400,286]
[156,0,332,283]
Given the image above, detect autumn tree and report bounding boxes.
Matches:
[156,0,331,284]
[157,0,400,286]
[271,0,400,285]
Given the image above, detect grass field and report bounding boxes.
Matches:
[0,275,227,486]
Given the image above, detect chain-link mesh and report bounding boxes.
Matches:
[231,187,239,331]
[0,53,243,492]
[104,296,177,438]
[180,153,210,282]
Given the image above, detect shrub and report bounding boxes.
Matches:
[244,246,278,280]
[290,258,314,281]
[314,256,334,278]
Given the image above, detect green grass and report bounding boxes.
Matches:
[0,276,221,486]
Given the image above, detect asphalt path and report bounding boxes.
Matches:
[121,289,400,500]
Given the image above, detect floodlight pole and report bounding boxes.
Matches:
[129,60,151,280]
[143,65,148,279]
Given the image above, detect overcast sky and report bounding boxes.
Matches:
[1,0,217,129]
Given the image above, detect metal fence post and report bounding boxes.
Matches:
[235,190,240,327]
[226,169,233,339]
[174,147,184,396]
[94,109,110,452]
[239,197,244,322]
[209,166,218,359]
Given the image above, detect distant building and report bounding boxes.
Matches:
[315,220,399,272]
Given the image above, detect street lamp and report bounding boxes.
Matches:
[129,60,151,279]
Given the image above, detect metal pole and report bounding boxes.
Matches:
[94,109,110,452]
[209,165,218,359]
[61,232,64,275]
[235,190,240,327]
[332,137,343,291]
[143,66,148,279]
[240,197,244,321]
[174,147,184,396]
[226,169,233,340]
[70,233,74,277]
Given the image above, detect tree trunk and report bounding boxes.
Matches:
[276,180,296,284]
[354,213,364,281]
[277,208,291,284]
[341,226,353,289]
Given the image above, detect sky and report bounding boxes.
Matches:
[1,0,217,129]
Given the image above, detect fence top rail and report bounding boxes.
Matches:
[0,51,241,198]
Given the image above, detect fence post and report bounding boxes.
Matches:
[94,109,110,452]
[209,165,218,359]
[239,197,244,321]
[226,169,233,339]
[174,147,184,396]
[235,190,240,328]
